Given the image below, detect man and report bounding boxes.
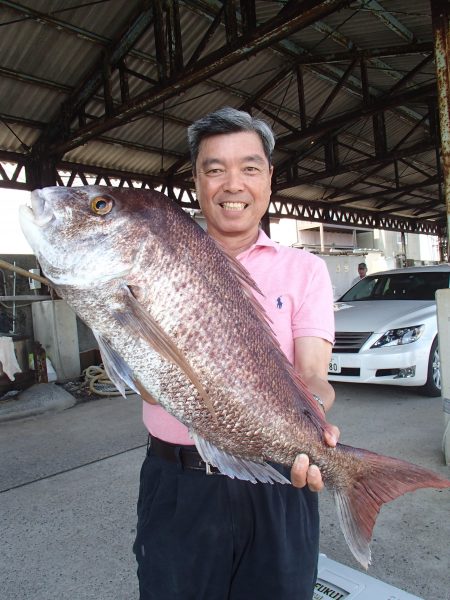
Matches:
[134,107,338,599]
[352,262,368,286]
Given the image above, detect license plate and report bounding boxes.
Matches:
[328,356,341,374]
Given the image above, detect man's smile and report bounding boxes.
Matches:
[220,202,248,211]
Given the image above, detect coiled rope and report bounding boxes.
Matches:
[82,364,133,397]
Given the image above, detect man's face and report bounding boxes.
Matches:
[193,131,273,241]
[358,266,367,277]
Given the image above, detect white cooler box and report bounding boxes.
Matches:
[315,554,423,600]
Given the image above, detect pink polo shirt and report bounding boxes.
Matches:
[143,230,335,444]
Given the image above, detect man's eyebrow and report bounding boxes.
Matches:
[199,154,267,168]
[199,158,224,169]
[242,154,266,164]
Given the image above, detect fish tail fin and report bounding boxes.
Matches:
[334,444,450,569]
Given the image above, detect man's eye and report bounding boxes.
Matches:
[206,169,223,175]
[244,166,259,173]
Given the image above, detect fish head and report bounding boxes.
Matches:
[19,185,167,288]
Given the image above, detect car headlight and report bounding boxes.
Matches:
[371,325,424,348]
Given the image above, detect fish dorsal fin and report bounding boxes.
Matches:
[216,243,329,431]
[212,240,265,295]
[213,241,277,339]
[114,285,217,422]
[191,432,290,485]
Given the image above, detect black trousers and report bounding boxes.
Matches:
[133,445,319,600]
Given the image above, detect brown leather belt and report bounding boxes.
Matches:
[148,435,221,474]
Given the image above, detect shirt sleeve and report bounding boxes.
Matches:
[292,255,335,344]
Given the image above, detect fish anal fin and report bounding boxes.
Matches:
[191,432,290,485]
[115,285,218,422]
[335,444,450,569]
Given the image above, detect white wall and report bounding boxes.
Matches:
[357,230,440,263]
[0,190,33,254]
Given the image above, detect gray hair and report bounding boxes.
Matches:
[187,107,275,174]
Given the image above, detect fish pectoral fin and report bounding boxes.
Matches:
[191,433,290,485]
[93,330,139,398]
[132,379,159,405]
[114,285,217,422]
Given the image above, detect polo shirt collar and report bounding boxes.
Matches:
[252,229,280,252]
[236,229,280,260]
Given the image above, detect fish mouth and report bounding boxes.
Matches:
[21,189,55,227]
[219,201,249,211]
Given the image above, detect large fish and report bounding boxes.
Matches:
[20,185,449,568]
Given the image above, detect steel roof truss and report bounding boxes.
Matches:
[40,0,350,157]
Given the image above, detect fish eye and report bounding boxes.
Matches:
[90,196,114,215]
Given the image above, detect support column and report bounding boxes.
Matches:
[26,152,58,190]
[431,0,450,463]
[260,213,271,237]
[431,0,450,260]
[319,223,325,252]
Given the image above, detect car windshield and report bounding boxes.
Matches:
[339,271,450,302]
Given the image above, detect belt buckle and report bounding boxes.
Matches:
[205,462,215,475]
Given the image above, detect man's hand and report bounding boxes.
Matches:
[290,424,340,490]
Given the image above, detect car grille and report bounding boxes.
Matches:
[334,332,372,353]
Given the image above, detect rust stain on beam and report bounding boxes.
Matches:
[431,0,450,257]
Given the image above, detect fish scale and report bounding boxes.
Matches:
[19,184,450,569]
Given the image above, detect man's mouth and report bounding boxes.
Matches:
[220,202,247,211]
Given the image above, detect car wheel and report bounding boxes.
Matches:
[421,337,441,397]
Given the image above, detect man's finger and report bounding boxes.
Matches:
[306,464,324,492]
[324,424,340,447]
[291,453,309,488]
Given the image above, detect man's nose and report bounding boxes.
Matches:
[222,170,244,192]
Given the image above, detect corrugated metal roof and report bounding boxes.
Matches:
[0,0,445,232]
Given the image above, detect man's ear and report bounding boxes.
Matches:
[192,170,201,202]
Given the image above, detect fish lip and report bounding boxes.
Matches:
[28,189,55,227]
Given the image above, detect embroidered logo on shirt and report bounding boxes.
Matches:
[276,296,283,309]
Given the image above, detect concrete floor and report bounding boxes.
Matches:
[0,382,449,600]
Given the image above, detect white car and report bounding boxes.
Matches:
[328,264,450,396]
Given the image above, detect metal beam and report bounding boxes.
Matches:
[44,0,350,156]
[273,140,439,191]
[361,0,415,43]
[269,193,443,235]
[0,0,114,42]
[310,58,357,127]
[0,155,444,236]
[432,0,450,260]
[185,0,428,130]
[240,0,257,34]
[321,114,432,201]
[277,82,436,146]
[30,5,155,154]
[0,1,156,64]
[186,4,224,67]
[329,173,441,207]
[278,41,434,66]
